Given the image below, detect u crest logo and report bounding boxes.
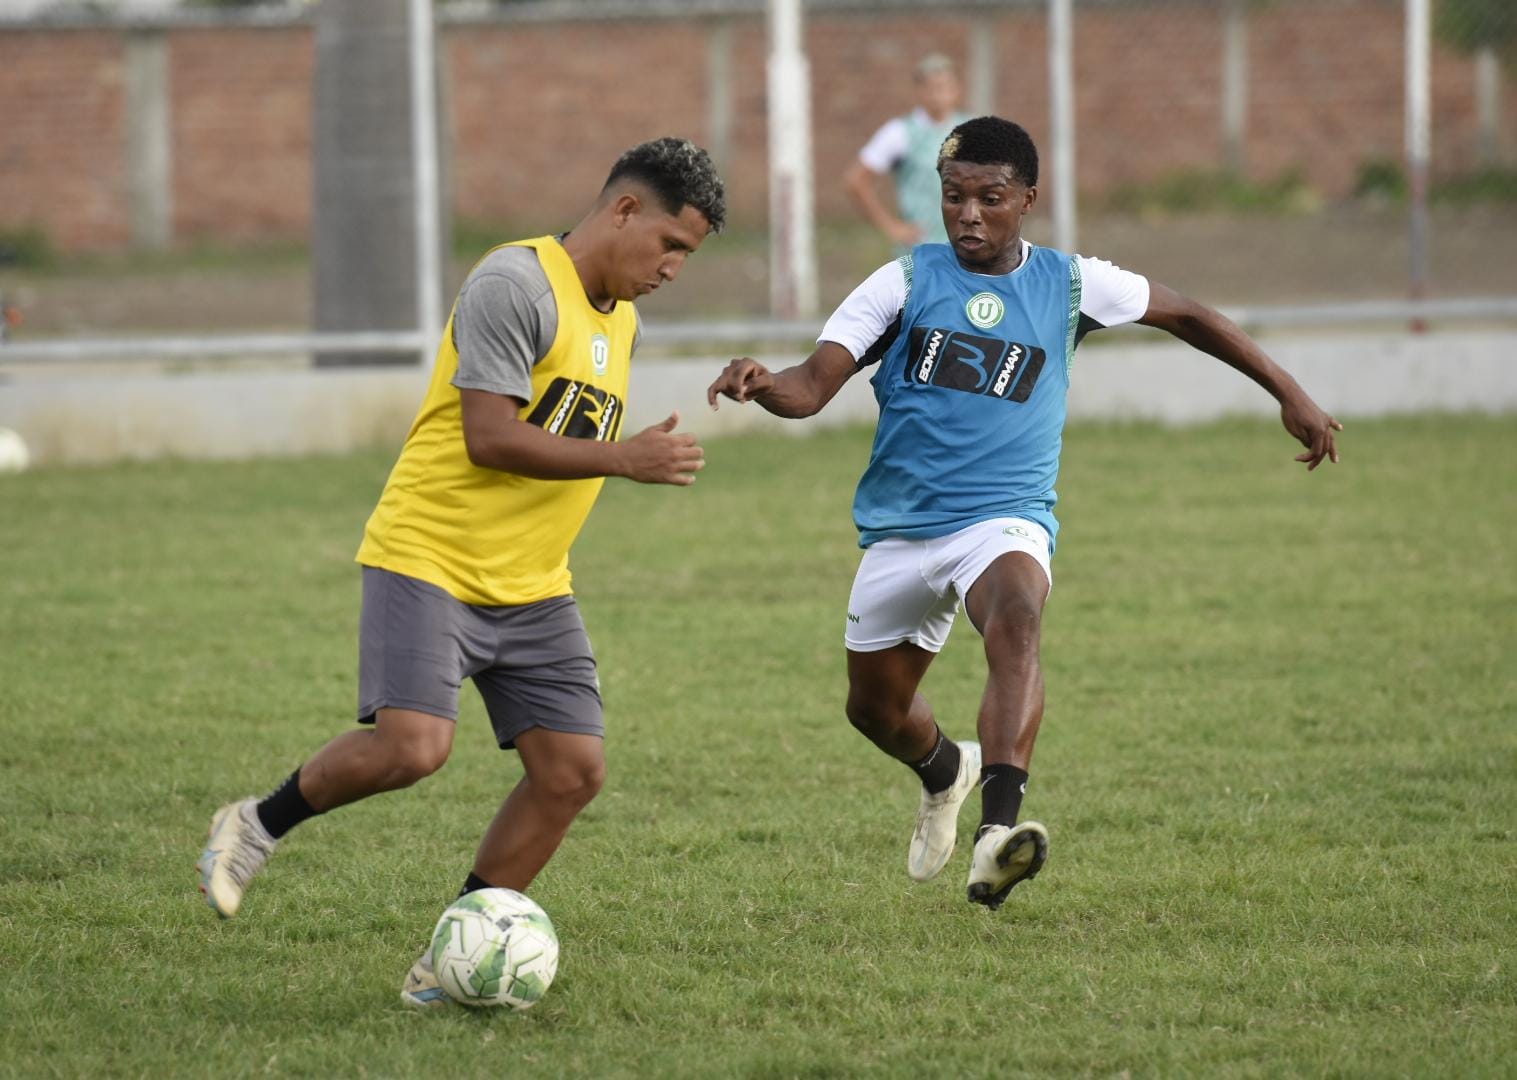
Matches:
[590,334,610,377]
[965,292,1005,330]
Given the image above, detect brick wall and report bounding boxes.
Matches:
[0,30,129,250]
[1248,5,1407,195]
[447,20,713,228]
[0,4,1510,253]
[170,27,313,244]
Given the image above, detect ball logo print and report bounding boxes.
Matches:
[590,333,610,376]
[965,292,1005,330]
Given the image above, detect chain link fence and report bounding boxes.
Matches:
[1040,0,1515,308]
[0,0,1513,344]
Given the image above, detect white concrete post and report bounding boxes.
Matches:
[968,16,996,116]
[1221,0,1248,174]
[707,18,735,172]
[1049,0,1077,254]
[766,0,817,320]
[409,0,444,361]
[1406,0,1431,324]
[125,29,172,251]
[1475,46,1500,166]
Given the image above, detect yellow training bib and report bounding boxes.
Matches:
[356,236,635,605]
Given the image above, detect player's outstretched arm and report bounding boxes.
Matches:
[1138,282,1343,471]
[461,389,704,486]
[706,341,859,419]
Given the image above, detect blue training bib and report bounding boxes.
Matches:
[853,242,1083,551]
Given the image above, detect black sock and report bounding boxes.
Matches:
[459,872,494,898]
[908,729,962,794]
[254,767,321,840]
[978,763,1030,837]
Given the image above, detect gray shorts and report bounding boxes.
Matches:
[357,566,603,749]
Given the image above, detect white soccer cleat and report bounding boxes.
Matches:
[400,946,451,1009]
[196,798,277,919]
[966,820,1048,910]
[907,740,982,882]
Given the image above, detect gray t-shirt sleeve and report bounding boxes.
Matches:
[450,246,559,402]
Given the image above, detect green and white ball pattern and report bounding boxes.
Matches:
[430,887,559,1010]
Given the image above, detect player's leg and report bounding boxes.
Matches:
[199,567,469,919]
[846,645,981,883]
[844,642,939,763]
[298,707,455,809]
[465,594,606,892]
[959,531,1053,909]
[845,538,981,882]
[401,728,601,1011]
[471,729,605,890]
[405,595,601,1008]
[199,709,455,919]
[962,550,1047,777]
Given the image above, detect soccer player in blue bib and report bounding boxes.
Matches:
[707,116,1341,910]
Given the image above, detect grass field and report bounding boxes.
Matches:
[1,416,1514,1078]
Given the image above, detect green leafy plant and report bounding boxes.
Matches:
[1104,168,1318,217]
[1436,0,1517,63]
[1353,158,1408,202]
[0,226,55,269]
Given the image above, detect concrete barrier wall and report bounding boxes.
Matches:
[1,330,1514,467]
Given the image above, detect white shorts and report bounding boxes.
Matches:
[844,517,1053,654]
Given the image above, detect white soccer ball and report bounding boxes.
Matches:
[430,887,559,1010]
[0,428,29,473]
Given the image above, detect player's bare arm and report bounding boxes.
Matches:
[843,160,922,248]
[461,389,704,486]
[1138,282,1343,470]
[705,341,858,419]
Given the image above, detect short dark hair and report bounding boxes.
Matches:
[604,137,727,234]
[938,116,1039,188]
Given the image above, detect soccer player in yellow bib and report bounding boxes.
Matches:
[197,138,725,1006]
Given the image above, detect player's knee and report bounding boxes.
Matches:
[574,758,607,804]
[844,692,875,732]
[383,733,451,786]
[371,710,453,787]
[535,758,605,810]
[980,595,1042,653]
[845,691,903,736]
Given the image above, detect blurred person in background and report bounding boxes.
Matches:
[844,52,972,253]
[710,116,1340,913]
[197,137,725,1007]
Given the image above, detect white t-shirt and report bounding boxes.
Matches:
[819,240,1151,364]
[451,244,642,403]
[857,109,931,174]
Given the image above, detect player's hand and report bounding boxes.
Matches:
[706,358,776,410]
[1281,396,1343,471]
[886,219,924,247]
[617,411,704,486]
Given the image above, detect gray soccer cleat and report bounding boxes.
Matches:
[400,946,451,1009]
[196,798,278,919]
[966,820,1048,910]
[907,740,982,882]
